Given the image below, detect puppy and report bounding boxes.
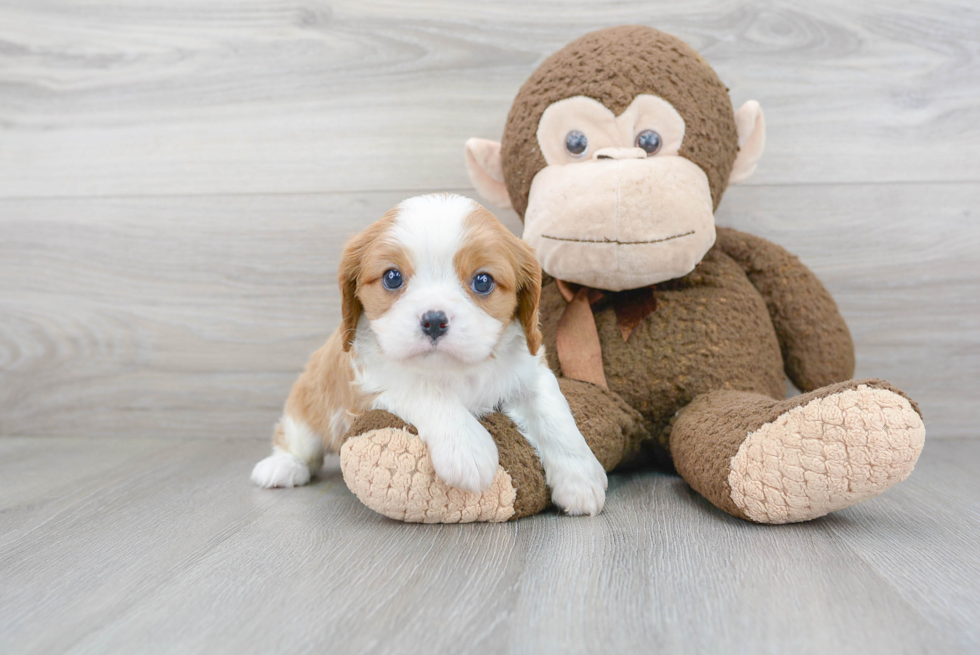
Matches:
[251,193,607,515]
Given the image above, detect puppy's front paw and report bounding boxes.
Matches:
[427,431,499,494]
[549,456,608,516]
[251,453,311,488]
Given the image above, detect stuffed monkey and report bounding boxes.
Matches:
[339,26,925,524]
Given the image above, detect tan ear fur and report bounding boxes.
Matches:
[513,239,543,356]
[464,138,513,210]
[337,212,397,352]
[729,100,766,185]
[338,236,365,352]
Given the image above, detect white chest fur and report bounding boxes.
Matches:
[352,319,534,418]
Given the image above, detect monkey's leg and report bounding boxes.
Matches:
[670,379,925,524]
[339,380,645,523]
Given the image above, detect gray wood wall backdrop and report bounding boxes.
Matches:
[0,0,977,440]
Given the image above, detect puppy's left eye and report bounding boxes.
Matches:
[471,273,494,295]
[382,269,403,290]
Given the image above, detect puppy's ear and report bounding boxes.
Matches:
[339,210,398,351]
[338,231,368,352]
[513,238,543,355]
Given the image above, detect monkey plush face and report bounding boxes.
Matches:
[522,93,717,290]
[465,25,766,291]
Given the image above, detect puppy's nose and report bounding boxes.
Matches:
[420,310,449,340]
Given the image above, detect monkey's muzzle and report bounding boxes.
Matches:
[523,156,716,291]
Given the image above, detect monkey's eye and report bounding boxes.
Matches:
[382,268,403,290]
[635,130,662,155]
[471,273,495,295]
[565,130,588,157]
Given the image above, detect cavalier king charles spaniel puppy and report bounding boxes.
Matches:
[252,193,607,515]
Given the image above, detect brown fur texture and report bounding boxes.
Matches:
[479,413,550,519]
[501,25,739,217]
[540,228,799,457]
[714,229,856,391]
[542,229,857,463]
[557,378,648,470]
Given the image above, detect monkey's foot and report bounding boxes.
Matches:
[728,383,925,524]
[340,428,517,523]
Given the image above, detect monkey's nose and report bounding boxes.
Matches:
[420,310,449,340]
[594,147,647,161]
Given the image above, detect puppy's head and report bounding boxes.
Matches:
[339,194,542,365]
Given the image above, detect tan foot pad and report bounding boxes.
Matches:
[728,384,926,524]
[340,428,517,523]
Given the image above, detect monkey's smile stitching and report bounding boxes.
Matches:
[541,230,695,245]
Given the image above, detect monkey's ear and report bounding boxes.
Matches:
[729,101,766,185]
[464,138,513,210]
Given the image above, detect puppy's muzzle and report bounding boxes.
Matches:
[420,310,449,340]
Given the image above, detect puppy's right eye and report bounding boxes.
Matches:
[382,269,403,290]
[471,272,494,295]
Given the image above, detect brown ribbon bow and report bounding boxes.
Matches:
[555,280,658,389]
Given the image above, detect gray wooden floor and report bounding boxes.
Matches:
[0,438,977,654]
[2,0,979,653]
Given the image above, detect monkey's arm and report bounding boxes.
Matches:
[714,227,855,392]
